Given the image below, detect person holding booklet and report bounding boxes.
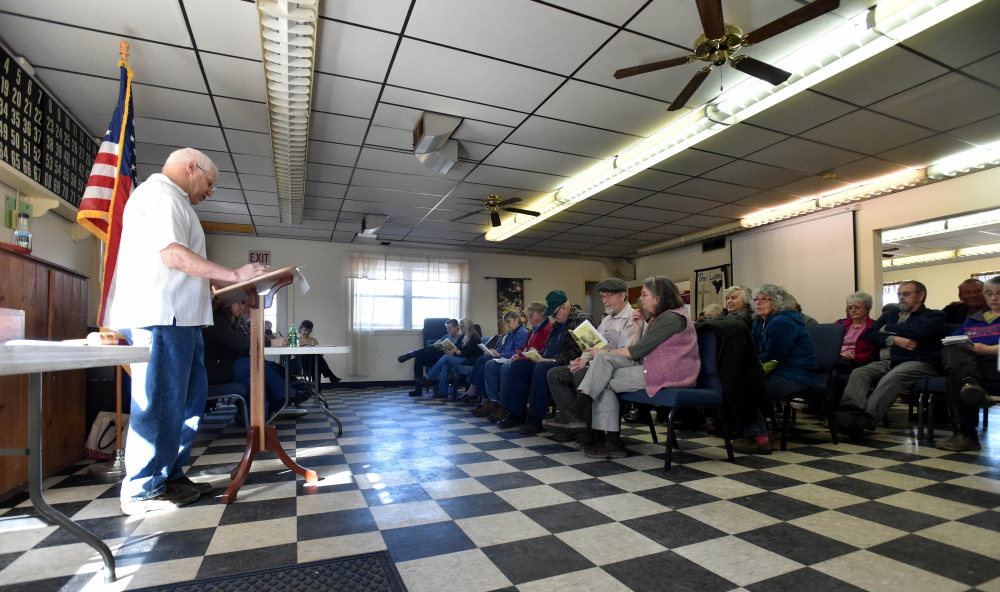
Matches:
[425,317,482,398]
[399,319,461,397]
[544,278,639,444]
[466,311,528,407]
[937,276,1000,452]
[480,302,551,421]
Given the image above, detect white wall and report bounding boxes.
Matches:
[205,234,615,381]
[883,255,1000,310]
[634,241,731,288]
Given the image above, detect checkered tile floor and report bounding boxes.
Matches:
[1,387,999,592]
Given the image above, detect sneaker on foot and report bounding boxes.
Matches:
[935,433,982,452]
[583,439,627,459]
[496,415,522,429]
[960,381,995,409]
[120,484,200,515]
[732,437,772,455]
[788,397,808,410]
[167,475,213,495]
[408,389,423,397]
[542,411,586,432]
[519,418,543,435]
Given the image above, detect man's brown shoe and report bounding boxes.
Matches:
[732,437,772,455]
[120,484,200,515]
[167,475,213,495]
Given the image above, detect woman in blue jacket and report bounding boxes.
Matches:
[735,284,817,455]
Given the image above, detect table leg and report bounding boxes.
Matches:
[223,428,260,504]
[312,354,343,438]
[264,426,317,482]
[28,373,117,583]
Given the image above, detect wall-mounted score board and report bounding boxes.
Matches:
[0,44,98,211]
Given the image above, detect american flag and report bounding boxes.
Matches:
[77,60,136,327]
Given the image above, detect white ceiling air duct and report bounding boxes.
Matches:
[355,213,389,240]
[257,0,318,224]
[413,112,462,175]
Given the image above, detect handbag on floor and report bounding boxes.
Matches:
[83,411,129,460]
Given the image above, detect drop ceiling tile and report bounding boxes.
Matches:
[667,178,759,201]
[198,212,252,225]
[607,237,658,248]
[365,126,414,152]
[517,229,558,241]
[744,91,857,135]
[596,217,662,231]
[451,183,548,203]
[463,165,567,193]
[335,220,363,232]
[305,182,348,200]
[870,73,1000,133]
[387,38,563,113]
[702,160,807,190]
[619,168,689,192]
[0,15,206,93]
[318,0,412,32]
[569,199,623,216]
[407,0,614,76]
[452,120,515,146]
[733,191,802,210]
[308,141,361,167]
[305,208,339,222]
[531,221,577,233]
[595,185,655,204]
[239,174,277,192]
[774,176,851,198]
[202,54,266,102]
[215,98,269,134]
[352,169,458,196]
[226,130,273,157]
[812,46,949,107]
[310,111,369,146]
[878,134,976,168]
[205,188,243,203]
[256,217,336,231]
[547,211,599,225]
[651,222,705,235]
[653,149,735,177]
[506,116,640,160]
[695,125,789,158]
[633,193,722,214]
[746,137,863,175]
[949,114,1000,147]
[216,172,241,190]
[802,109,936,155]
[536,80,677,137]
[629,0,805,47]
[342,200,431,221]
[137,119,228,152]
[256,226,333,239]
[459,142,494,162]
[344,186,441,209]
[700,203,759,219]
[194,201,250,215]
[313,73,382,119]
[612,205,689,224]
[371,103,422,131]
[314,19,398,81]
[357,147,467,180]
[482,145,601,179]
[574,30,698,104]
[832,157,914,185]
[380,87,527,128]
[903,0,1000,68]
[304,197,343,211]
[533,0,647,26]
[0,0,191,45]
[963,52,1000,88]
[243,191,277,205]
[186,0,260,59]
[307,163,354,185]
[248,204,280,217]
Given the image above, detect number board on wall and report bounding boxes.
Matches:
[0,47,98,208]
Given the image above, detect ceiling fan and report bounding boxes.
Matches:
[614,0,840,111]
[450,194,541,228]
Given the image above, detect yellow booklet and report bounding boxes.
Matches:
[569,320,607,350]
[521,349,543,362]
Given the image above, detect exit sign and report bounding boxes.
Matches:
[249,250,271,265]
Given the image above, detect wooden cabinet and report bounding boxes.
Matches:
[0,245,88,497]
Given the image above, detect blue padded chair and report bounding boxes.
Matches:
[913,376,994,442]
[783,323,844,451]
[206,382,249,430]
[618,330,734,470]
[422,317,451,346]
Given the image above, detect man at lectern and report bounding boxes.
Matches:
[104,148,266,515]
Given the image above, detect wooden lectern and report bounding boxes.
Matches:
[212,267,317,503]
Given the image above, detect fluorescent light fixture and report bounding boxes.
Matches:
[882,250,956,267]
[740,199,821,228]
[926,141,1000,179]
[882,219,947,243]
[947,208,1000,232]
[258,0,318,224]
[958,242,1000,257]
[487,0,981,242]
[816,168,926,208]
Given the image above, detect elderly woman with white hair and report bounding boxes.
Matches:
[720,285,753,326]
[734,284,816,455]
[837,291,876,367]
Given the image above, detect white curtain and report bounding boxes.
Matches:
[346,252,470,376]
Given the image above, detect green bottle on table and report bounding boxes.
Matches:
[288,325,298,347]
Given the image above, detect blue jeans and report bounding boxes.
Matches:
[500,358,547,417]
[427,354,468,393]
[484,359,510,401]
[232,357,286,414]
[744,373,810,437]
[121,325,207,502]
[469,356,490,395]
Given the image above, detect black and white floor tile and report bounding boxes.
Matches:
[1,387,998,592]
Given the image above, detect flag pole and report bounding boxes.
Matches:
[89,41,131,479]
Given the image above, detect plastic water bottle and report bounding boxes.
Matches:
[288,325,298,347]
[14,214,31,252]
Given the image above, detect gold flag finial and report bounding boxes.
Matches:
[119,40,130,62]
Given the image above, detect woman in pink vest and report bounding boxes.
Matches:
[571,276,700,459]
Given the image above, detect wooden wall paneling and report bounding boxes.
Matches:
[0,374,28,495]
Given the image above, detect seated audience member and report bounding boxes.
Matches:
[497,290,591,432]
[701,303,724,320]
[734,284,817,455]
[544,278,640,440]
[838,292,876,368]
[937,277,1000,452]
[426,317,482,398]
[294,320,341,386]
[399,319,461,397]
[566,277,699,459]
[719,285,753,326]
[468,311,528,407]
[943,278,987,324]
[830,281,944,433]
[203,298,306,417]
[882,302,898,314]
[264,320,275,338]
[480,302,550,420]
[791,297,819,325]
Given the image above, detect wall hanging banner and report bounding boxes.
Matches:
[495,278,524,335]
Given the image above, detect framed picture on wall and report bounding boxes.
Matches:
[693,265,730,315]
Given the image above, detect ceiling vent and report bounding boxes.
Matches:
[356,213,389,241]
[413,112,461,175]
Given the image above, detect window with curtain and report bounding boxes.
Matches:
[346,252,470,376]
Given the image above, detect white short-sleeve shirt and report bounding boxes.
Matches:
[104,173,213,329]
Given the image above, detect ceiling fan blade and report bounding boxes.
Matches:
[614,56,691,79]
[449,211,481,223]
[742,0,840,46]
[490,211,502,227]
[504,207,541,217]
[667,67,712,112]
[496,197,521,206]
[695,0,725,40]
[731,56,791,86]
